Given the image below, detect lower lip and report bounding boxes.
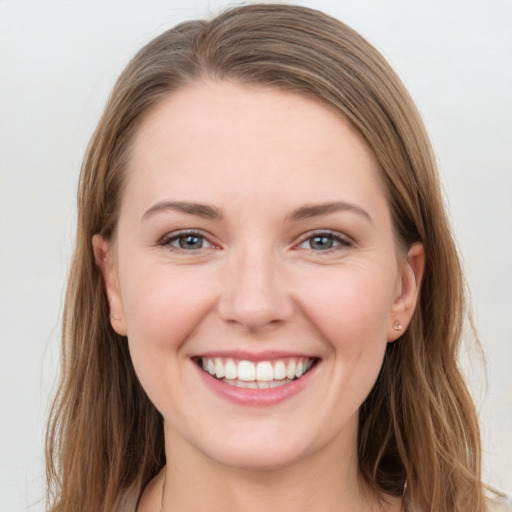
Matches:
[195,362,318,407]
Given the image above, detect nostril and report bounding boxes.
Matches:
[218,286,294,330]
[216,252,294,330]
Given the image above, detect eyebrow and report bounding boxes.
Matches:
[142,200,371,223]
[142,201,223,221]
[288,201,372,223]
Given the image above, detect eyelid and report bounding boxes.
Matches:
[158,229,218,251]
[294,230,353,251]
[156,228,353,253]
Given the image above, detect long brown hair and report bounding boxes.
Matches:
[46,4,484,511]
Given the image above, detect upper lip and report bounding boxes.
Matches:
[193,350,318,362]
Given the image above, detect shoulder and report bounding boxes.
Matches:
[116,485,139,512]
[486,490,512,512]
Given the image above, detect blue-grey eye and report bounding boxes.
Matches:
[161,231,212,250]
[179,235,204,249]
[175,234,212,250]
[309,235,335,250]
[297,232,350,251]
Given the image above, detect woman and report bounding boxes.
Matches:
[45,4,510,512]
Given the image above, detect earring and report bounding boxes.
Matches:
[393,320,403,331]
[110,314,121,321]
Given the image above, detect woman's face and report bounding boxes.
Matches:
[95,81,422,472]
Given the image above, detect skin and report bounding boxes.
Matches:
[94,81,424,512]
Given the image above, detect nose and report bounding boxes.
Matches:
[217,246,294,331]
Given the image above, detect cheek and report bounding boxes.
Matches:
[118,259,220,413]
[118,258,217,356]
[295,262,396,352]
[294,265,396,419]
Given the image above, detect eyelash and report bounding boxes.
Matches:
[295,230,353,253]
[158,230,214,252]
[159,229,353,254]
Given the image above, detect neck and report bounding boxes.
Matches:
[153,425,387,512]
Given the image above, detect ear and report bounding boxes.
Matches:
[387,242,425,342]
[92,234,127,336]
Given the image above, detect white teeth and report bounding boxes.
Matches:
[256,361,273,381]
[214,358,224,378]
[221,378,294,389]
[286,360,296,380]
[225,359,237,379]
[238,360,256,381]
[200,356,316,385]
[274,360,286,380]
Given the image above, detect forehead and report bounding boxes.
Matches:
[123,80,386,215]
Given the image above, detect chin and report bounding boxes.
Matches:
[194,425,324,472]
[206,445,307,473]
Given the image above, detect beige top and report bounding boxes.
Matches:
[117,486,140,512]
[488,494,512,512]
[118,489,512,512]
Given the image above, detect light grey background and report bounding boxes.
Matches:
[1,1,511,510]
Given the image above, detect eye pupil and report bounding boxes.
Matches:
[310,236,333,250]
[179,235,203,249]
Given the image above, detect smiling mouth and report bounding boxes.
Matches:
[195,356,319,389]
